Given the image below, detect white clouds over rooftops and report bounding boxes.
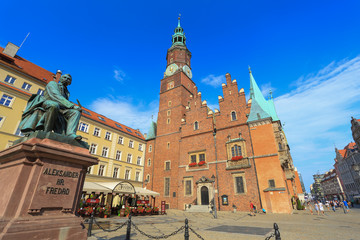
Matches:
[89,97,158,134]
[201,74,225,87]
[274,56,360,190]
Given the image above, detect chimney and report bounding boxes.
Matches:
[3,42,20,58]
[54,70,62,82]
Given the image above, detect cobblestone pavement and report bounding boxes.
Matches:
[87,208,360,240]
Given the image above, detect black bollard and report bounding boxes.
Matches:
[274,223,281,240]
[184,218,189,240]
[126,215,132,240]
[87,212,94,237]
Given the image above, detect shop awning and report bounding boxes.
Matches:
[82,181,160,197]
[82,182,112,194]
[353,195,360,199]
[135,187,160,197]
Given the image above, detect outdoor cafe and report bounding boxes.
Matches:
[79,181,161,218]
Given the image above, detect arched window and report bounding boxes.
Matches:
[194,121,199,130]
[149,145,152,152]
[146,174,150,182]
[148,159,151,166]
[231,111,237,121]
[231,145,242,157]
[278,143,283,150]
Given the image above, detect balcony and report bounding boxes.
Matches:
[226,157,251,170]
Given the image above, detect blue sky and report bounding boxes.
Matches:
[1,0,360,192]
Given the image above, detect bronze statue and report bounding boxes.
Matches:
[19,74,82,140]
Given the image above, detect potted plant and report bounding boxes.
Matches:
[137,206,145,215]
[189,162,197,167]
[84,206,93,216]
[96,206,105,218]
[131,207,137,216]
[124,207,131,217]
[145,206,152,215]
[152,206,159,215]
[104,205,111,218]
[198,161,206,166]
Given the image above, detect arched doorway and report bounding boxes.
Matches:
[201,186,209,205]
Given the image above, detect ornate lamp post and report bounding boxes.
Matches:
[211,175,217,219]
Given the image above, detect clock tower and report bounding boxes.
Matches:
[158,16,196,136]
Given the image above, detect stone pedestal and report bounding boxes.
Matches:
[0,137,98,240]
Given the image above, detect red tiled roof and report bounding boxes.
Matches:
[0,46,54,84]
[344,142,356,150]
[338,149,346,158]
[79,106,145,140]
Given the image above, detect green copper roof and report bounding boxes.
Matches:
[171,15,186,46]
[247,68,279,122]
[146,121,157,140]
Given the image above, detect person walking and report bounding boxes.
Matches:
[307,202,313,215]
[318,201,325,215]
[249,201,256,216]
[314,201,319,215]
[343,200,350,213]
[330,201,336,212]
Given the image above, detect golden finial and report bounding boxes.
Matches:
[248,65,252,73]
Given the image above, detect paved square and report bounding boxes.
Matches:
[88,207,360,240]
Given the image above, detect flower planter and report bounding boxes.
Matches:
[198,161,206,166]
[231,156,243,161]
[188,162,197,167]
[120,209,125,217]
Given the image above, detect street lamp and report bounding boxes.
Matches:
[211,175,217,219]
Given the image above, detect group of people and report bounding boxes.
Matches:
[307,200,351,215]
[249,201,266,216]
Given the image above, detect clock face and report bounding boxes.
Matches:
[165,63,179,77]
[182,65,192,79]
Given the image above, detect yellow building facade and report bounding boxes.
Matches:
[0,43,145,188]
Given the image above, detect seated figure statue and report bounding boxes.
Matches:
[19,74,82,140]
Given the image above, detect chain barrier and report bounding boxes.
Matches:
[265,232,275,240]
[93,218,129,232]
[88,214,279,240]
[189,227,205,240]
[131,222,185,239]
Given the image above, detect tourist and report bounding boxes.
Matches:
[330,201,336,212]
[307,202,313,215]
[249,201,255,216]
[343,200,350,213]
[318,201,325,215]
[314,201,319,215]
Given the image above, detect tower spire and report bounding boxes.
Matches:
[171,15,186,46]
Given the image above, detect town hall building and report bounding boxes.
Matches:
[143,17,302,213]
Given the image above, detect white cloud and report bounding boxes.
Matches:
[260,83,276,99]
[89,97,158,134]
[201,74,225,87]
[275,56,360,191]
[114,68,126,82]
